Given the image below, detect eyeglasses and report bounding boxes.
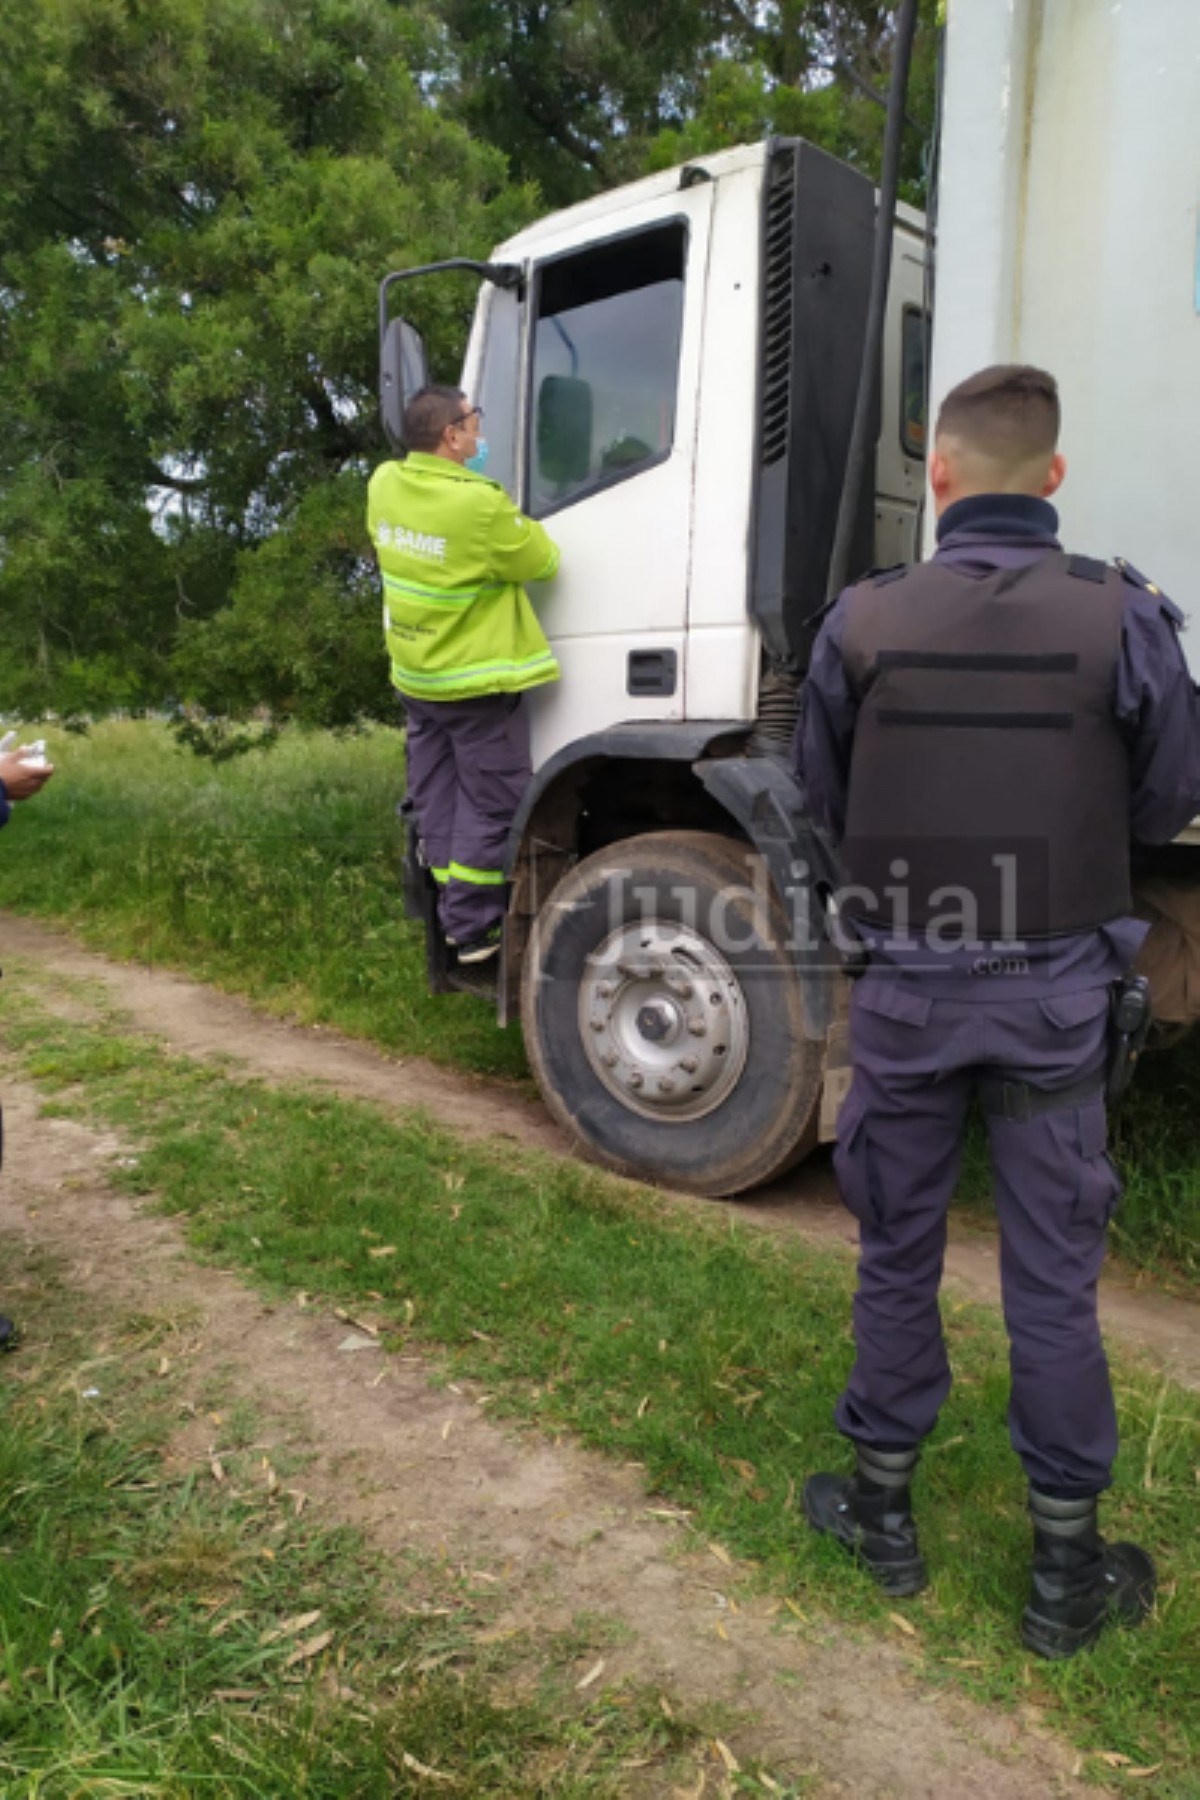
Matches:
[451,406,484,429]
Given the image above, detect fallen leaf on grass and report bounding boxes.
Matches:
[368,1245,398,1259]
[783,1598,806,1621]
[1123,1769,1164,1781]
[402,1750,455,1783]
[337,1335,380,1354]
[672,1774,706,1800]
[210,1609,250,1639]
[707,1542,732,1567]
[713,1738,740,1773]
[888,1611,918,1637]
[157,1357,170,1377]
[576,1658,605,1690]
[637,1396,651,1418]
[209,1458,225,1484]
[283,1629,335,1668]
[441,1420,453,1441]
[260,1609,322,1647]
[211,1688,266,1703]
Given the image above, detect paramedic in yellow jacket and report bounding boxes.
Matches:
[369,385,561,963]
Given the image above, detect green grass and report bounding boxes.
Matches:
[0,718,527,1080]
[0,1257,719,1795]
[0,967,1196,1798]
[0,718,1196,1280]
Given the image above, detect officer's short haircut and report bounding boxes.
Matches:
[935,365,1060,468]
[403,385,467,453]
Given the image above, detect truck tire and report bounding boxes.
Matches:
[520,830,824,1196]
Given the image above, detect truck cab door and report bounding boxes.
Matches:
[509,186,715,769]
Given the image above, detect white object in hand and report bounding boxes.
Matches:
[0,732,16,754]
[18,739,48,769]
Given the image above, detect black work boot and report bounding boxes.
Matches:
[1021,1490,1156,1661]
[803,1445,928,1597]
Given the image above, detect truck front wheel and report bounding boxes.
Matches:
[520,831,824,1196]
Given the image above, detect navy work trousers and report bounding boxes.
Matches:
[403,692,531,943]
[833,976,1119,1496]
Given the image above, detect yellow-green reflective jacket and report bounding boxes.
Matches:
[368,453,561,701]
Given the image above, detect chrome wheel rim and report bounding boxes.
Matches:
[578,921,750,1122]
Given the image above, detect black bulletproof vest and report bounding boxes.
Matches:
[839,552,1131,938]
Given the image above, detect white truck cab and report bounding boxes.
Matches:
[381,136,927,1196]
[458,142,927,767]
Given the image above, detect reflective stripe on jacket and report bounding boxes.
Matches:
[368,453,560,701]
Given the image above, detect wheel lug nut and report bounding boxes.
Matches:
[596,981,615,999]
[679,1055,700,1074]
[657,1078,675,1094]
[628,1072,644,1090]
[687,1017,708,1037]
[601,1051,618,1069]
[589,1018,605,1033]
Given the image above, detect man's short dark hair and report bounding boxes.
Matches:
[403,385,467,452]
[936,365,1060,467]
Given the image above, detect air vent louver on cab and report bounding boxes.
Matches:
[760,150,796,467]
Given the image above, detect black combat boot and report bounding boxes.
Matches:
[803,1445,928,1597]
[1021,1490,1156,1660]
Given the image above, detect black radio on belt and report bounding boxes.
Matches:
[1107,975,1152,1107]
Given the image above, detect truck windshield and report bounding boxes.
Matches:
[527,222,686,517]
[474,283,521,495]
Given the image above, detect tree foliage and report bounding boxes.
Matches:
[0,0,938,740]
[0,0,533,732]
[422,1,939,207]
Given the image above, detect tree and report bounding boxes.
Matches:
[0,0,534,734]
[422,2,939,209]
[0,0,938,742]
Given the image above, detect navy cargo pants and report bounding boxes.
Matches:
[403,693,531,943]
[834,976,1118,1497]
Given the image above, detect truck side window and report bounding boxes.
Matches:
[901,306,930,460]
[528,222,686,517]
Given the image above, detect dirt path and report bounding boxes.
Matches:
[2,910,1197,1390]
[0,1080,1109,1798]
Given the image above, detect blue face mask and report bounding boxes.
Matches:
[465,438,490,476]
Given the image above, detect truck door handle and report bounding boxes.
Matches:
[626,649,678,697]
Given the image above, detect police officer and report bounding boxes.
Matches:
[0,739,56,1350]
[368,386,560,963]
[797,365,1200,1658]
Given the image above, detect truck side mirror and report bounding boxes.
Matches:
[380,317,429,450]
[536,375,593,487]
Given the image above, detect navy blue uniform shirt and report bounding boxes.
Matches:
[797,494,1200,996]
